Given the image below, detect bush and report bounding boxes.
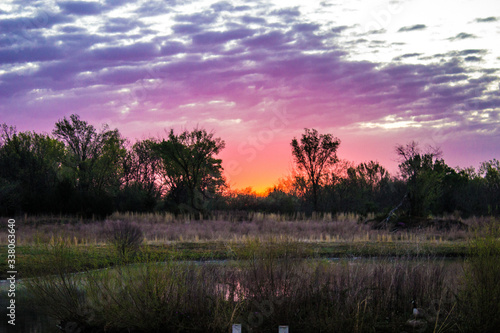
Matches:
[106,220,143,260]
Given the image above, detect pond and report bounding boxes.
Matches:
[0,256,463,333]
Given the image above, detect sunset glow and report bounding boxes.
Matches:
[1,0,499,191]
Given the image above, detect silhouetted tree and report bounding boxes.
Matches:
[154,128,225,213]
[479,159,500,214]
[395,141,443,217]
[291,128,340,211]
[119,139,163,211]
[53,114,126,216]
[0,125,65,214]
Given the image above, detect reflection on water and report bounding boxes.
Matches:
[0,257,462,332]
[0,282,60,333]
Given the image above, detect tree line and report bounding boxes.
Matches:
[0,115,498,218]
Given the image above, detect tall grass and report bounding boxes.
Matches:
[458,219,500,332]
[0,212,480,245]
[25,237,463,332]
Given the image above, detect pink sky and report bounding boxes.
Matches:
[1,0,499,192]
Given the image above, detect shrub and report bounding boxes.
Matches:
[106,220,143,260]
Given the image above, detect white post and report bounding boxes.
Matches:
[232,324,242,333]
[279,326,289,333]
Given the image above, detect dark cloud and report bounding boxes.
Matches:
[243,31,288,48]
[394,53,422,59]
[192,28,255,45]
[270,7,301,18]
[59,25,86,33]
[331,25,349,34]
[58,1,104,16]
[448,32,477,41]
[134,1,172,17]
[210,1,234,12]
[293,23,320,33]
[235,6,251,11]
[475,17,497,23]
[160,41,186,56]
[0,45,65,64]
[90,42,160,61]
[0,12,72,34]
[241,16,266,24]
[171,24,203,34]
[398,24,426,32]
[457,49,487,56]
[464,56,482,62]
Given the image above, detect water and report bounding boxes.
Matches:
[0,281,60,333]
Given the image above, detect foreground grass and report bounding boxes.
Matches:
[22,240,464,333]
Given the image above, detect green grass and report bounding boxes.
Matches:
[0,239,469,280]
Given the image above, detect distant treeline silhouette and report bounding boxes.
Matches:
[0,115,498,218]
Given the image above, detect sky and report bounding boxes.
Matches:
[0,0,499,193]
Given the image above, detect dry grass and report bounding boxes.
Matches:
[0,212,485,246]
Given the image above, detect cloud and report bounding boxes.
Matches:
[475,17,498,23]
[464,56,482,62]
[243,31,288,48]
[174,11,219,25]
[457,49,487,56]
[210,1,234,12]
[241,15,267,24]
[331,25,349,35]
[393,53,423,61]
[134,1,172,16]
[100,18,144,33]
[0,11,72,34]
[448,32,477,41]
[90,42,160,61]
[270,7,301,18]
[293,23,320,33]
[398,24,426,32]
[58,1,104,16]
[192,28,255,45]
[171,24,203,34]
[0,45,65,64]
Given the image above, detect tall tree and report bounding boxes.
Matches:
[53,114,125,216]
[479,159,500,215]
[154,128,225,213]
[291,128,340,211]
[395,141,443,217]
[119,139,163,211]
[0,125,65,214]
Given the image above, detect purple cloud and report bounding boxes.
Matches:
[58,1,104,16]
[192,28,256,45]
